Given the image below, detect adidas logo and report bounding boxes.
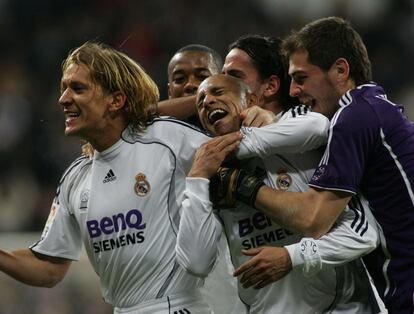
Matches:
[103,169,116,183]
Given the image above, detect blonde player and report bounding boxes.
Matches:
[0,42,242,313]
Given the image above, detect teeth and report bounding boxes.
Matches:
[66,112,80,117]
[208,109,227,124]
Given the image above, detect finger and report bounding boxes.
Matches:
[241,248,261,256]
[233,259,257,276]
[241,113,255,127]
[239,111,247,120]
[241,268,266,288]
[223,140,240,155]
[248,112,263,127]
[239,267,258,285]
[254,278,273,289]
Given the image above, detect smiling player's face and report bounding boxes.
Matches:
[288,50,341,119]
[196,74,246,136]
[59,63,114,142]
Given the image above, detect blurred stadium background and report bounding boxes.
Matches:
[0,0,413,313]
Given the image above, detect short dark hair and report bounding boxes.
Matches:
[283,16,372,85]
[172,44,223,74]
[228,34,293,111]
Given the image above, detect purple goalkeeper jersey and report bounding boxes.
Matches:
[309,84,414,314]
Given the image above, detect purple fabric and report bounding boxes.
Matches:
[309,84,414,313]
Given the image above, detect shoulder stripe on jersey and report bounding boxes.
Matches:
[346,195,369,236]
[290,105,309,117]
[338,90,352,108]
[150,116,210,136]
[60,155,87,182]
[319,98,351,166]
[352,196,366,233]
[380,128,414,206]
[56,155,88,198]
[357,83,377,89]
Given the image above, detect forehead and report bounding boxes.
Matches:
[198,75,238,93]
[288,50,313,75]
[61,63,92,84]
[223,48,255,70]
[169,51,215,71]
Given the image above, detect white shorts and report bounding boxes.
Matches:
[113,290,212,314]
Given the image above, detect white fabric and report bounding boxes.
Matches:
[237,109,330,158]
[178,109,379,313]
[32,119,237,312]
[113,290,211,314]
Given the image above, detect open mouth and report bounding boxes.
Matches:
[65,111,80,123]
[208,109,228,124]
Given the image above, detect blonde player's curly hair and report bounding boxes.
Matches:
[62,41,159,133]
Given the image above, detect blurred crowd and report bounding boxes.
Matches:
[0,0,413,233]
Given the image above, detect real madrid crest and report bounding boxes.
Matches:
[134,173,151,197]
[275,169,292,191]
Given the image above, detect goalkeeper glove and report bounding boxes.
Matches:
[209,167,265,209]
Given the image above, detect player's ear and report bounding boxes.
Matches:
[246,92,259,108]
[263,74,280,98]
[109,91,126,112]
[331,58,350,83]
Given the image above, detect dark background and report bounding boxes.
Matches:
[0,0,413,232]
[0,1,413,313]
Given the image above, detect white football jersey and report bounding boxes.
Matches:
[178,107,380,313]
[31,118,217,310]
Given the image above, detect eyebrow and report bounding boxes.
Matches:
[225,69,245,78]
[289,69,306,77]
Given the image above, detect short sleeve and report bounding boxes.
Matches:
[309,102,379,193]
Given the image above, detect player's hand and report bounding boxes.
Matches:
[188,131,242,179]
[240,106,276,127]
[209,167,265,209]
[233,246,292,289]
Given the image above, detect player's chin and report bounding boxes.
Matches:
[64,125,81,137]
[214,121,234,136]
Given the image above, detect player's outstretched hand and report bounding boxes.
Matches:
[240,106,276,127]
[233,246,292,289]
[188,131,241,179]
[209,167,265,209]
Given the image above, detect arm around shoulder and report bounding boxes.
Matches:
[254,186,351,238]
[157,95,197,119]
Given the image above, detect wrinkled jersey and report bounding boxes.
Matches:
[32,118,210,309]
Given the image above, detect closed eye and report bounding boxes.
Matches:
[196,93,205,109]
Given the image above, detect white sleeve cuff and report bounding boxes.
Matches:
[186,177,210,202]
[285,238,322,278]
